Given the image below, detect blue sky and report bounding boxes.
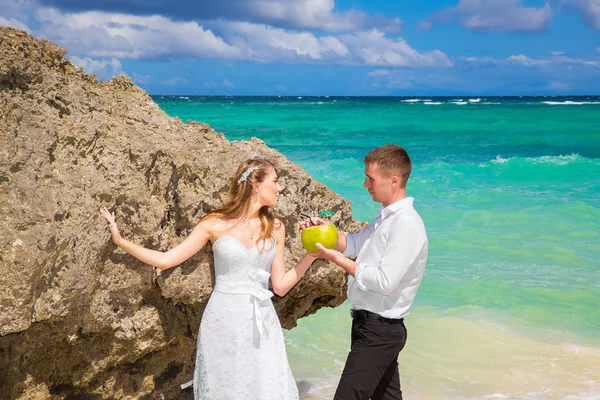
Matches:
[1,0,600,95]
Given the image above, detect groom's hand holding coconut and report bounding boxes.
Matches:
[299,217,350,266]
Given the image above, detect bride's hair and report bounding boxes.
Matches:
[208,158,280,243]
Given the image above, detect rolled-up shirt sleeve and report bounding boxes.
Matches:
[342,222,375,259]
[354,219,424,295]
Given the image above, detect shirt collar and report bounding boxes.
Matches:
[377,197,414,219]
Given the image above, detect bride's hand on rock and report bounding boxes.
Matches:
[99,207,123,245]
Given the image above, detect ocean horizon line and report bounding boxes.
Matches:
[149,94,600,98]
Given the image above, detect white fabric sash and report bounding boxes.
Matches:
[213,269,274,340]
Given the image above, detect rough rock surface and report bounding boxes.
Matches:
[0,26,360,399]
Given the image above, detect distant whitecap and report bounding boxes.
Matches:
[543,101,600,105]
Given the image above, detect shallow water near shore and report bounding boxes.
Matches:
[287,304,600,399]
[155,95,600,399]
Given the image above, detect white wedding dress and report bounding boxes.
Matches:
[185,235,299,400]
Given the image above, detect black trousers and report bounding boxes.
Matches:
[333,310,408,400]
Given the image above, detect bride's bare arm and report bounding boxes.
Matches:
[269,219,316,297]
[99,207,212,271]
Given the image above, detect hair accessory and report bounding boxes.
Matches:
[237,166,259,184]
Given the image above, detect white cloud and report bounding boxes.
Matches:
[0,0,33,19]
[252,0,403,32]
[0,16,31,32]
[365,69,461,91]
[24,7,448,68]
[131,73,151,84]
[421,0,553,33]
[551,51,565,56]
[459,56,498,64]
[341,30,453,67]
[35,8,242,60]
[507,53,600,68]
[507,54,549,67]
[418,21,433,31]
[203,78,235,88]
[552,54,600,67]
[568,0,600,30]
[128,73,189,86]
[320,35,351,56]
[160,77,188,87]
[223,21,350,61]
[368,69,392,77]
[597,47,600,53]
[0,0,33,31]
[34,0,403,33]
[385,78,413,89]
[68,56,123,78]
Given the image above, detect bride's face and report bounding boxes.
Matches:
[256,168,281,207]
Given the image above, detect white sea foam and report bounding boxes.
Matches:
[543,101,600,105]
[491,155,510,164]
[401,99,422,102]
[534,153,580,165]
[469,98,481,103]
[451,101,468,105]
[485,154,583,167]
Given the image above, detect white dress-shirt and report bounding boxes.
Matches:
[343,197,428,319]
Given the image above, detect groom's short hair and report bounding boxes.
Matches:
[364,144,412,188]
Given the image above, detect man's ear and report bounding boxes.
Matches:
[390,175,400,186]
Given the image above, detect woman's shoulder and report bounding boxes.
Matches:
[198,215,228,232]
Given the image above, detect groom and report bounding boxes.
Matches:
[302,144,428,400]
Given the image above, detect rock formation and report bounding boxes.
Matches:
[0,26,358,399]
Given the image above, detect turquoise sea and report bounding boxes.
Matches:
[154,96,600,400]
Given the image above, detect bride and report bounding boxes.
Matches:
[99,158,316,399]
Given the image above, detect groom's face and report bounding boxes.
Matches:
[363,162,393,205]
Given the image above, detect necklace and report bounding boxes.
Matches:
[244,220,254,240]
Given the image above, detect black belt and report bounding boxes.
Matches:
[351,309,404,324]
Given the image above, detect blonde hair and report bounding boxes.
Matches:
[207,159,279,243]
[364,144,412,188]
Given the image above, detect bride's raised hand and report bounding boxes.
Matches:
[99,207,123,245]
[298,215,327,231]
